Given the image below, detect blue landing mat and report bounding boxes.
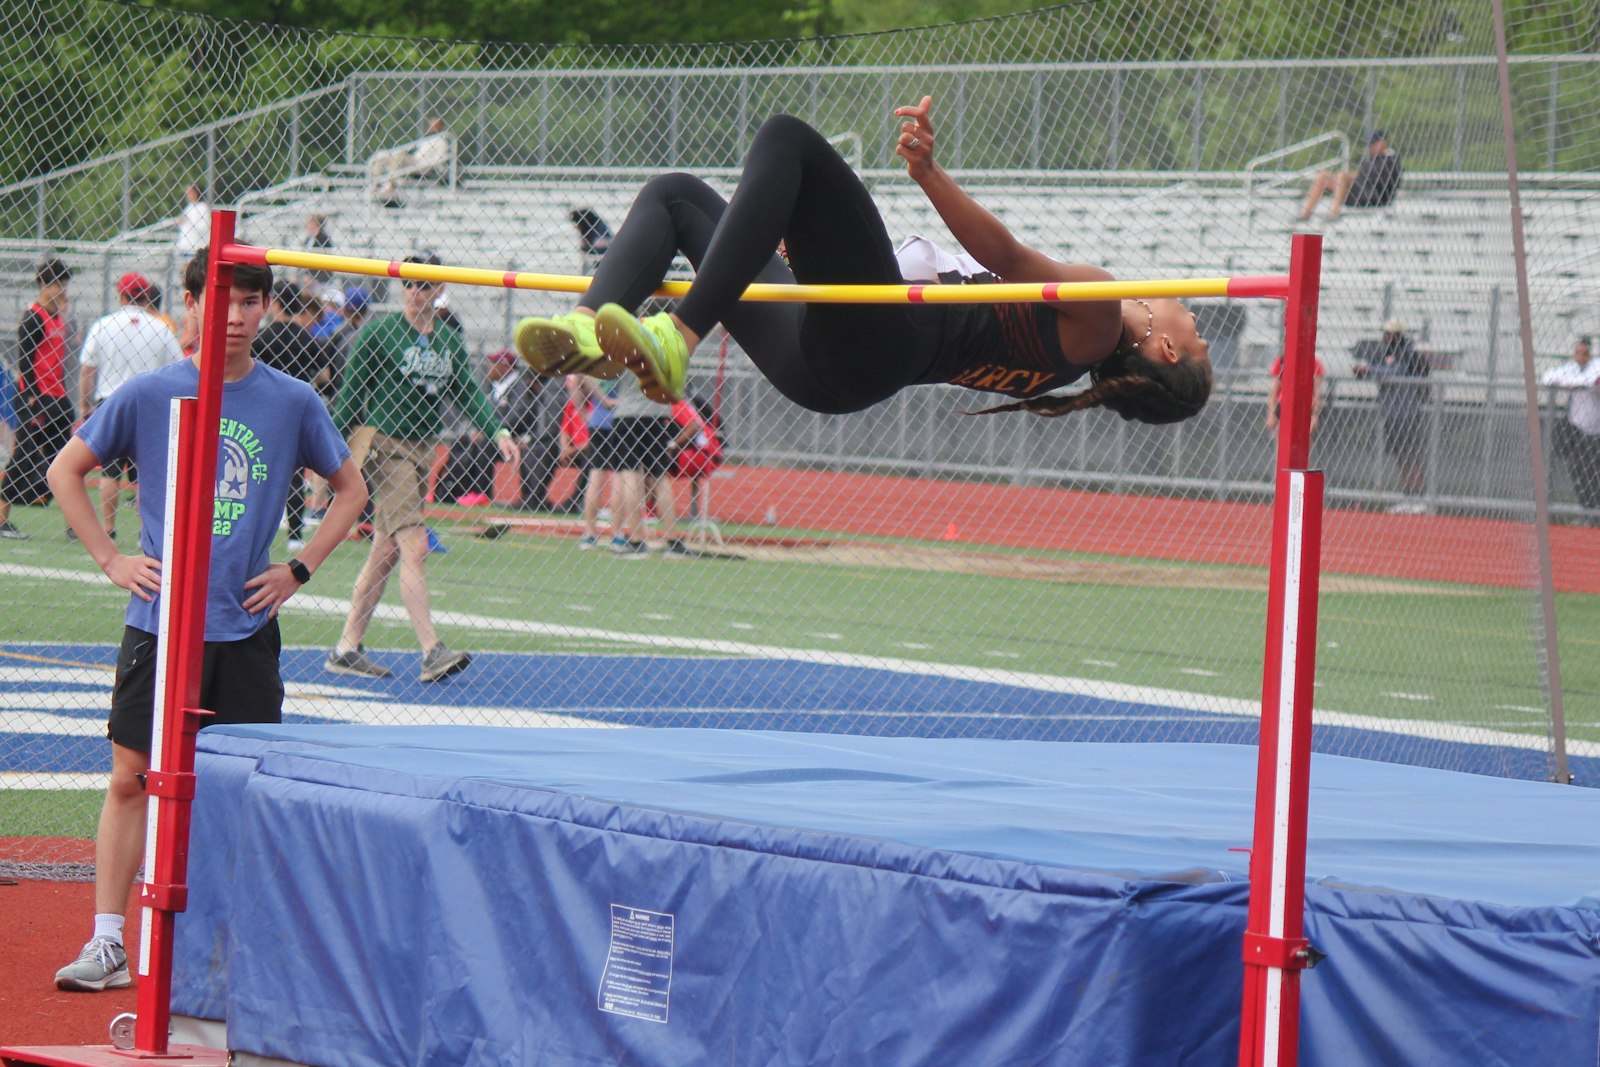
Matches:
[175,726,1600,1066]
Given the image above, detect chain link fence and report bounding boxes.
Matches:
[3,0,1598,871]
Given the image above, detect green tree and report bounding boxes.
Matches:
[140,0,814,44]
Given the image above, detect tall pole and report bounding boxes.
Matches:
[1239,234,1324,1067]
[132,212,235,1053]
[1491,0,1570,785]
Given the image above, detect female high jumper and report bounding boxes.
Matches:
[515,96,1212,425]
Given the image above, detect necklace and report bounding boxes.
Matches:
[1125,299,1155,351]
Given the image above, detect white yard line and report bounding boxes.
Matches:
[2,564,1594,766]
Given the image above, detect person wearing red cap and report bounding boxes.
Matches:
[76,273,185,539]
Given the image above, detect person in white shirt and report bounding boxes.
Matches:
[411,120,452,177]
[369,118,453,206]
[78,273,184,537]
[174,184,210,258]
[1541,335,1600,509]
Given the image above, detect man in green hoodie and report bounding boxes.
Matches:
[326,254,518,682]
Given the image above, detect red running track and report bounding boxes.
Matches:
[705,465,1600,594]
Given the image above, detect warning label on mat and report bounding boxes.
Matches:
[598,904,675,1023]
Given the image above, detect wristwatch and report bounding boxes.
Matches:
[286,558,312,585]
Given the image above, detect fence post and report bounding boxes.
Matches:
[537,74,549,166]
[1425,370,1443,505]
[1492,0,1570,784]
[1032,75,1046,170]
[121,157,132,234]
[1547,63,1560,171]
[1106,70,1122,168]
[476,79,489,168]
[1216,367,1236,501]
[1191,69,1206,170]
[345,80,358,166]
[205,129,216,199]
[289,100,301,178]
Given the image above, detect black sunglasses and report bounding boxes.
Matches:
[401,279,438,291]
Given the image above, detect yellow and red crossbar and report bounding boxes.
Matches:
[227,243,1290,303]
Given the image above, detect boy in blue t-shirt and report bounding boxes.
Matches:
[45,250,368,992]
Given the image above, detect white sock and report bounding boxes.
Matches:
[93,913,126,946]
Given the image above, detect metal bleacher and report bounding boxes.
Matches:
[248,170,1596,376]
[12,159,1597,388]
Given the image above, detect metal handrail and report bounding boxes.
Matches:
[235,173,340,214]
[1243,131,1351,198]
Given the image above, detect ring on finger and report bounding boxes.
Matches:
[909,136,921,148]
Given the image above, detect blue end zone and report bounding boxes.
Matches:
[3,643,1590,784]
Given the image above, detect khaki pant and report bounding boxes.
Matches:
[364,433,434,535]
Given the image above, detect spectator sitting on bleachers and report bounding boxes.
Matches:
[1299,130,1402,223]
[370,118,453,207]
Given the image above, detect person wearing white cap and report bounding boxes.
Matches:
[1354,317,1432,513]
[77,273,185,539]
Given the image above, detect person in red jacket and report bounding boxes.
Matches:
[0,258,74,540]
[670,396,723,523]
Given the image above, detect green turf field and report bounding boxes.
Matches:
[3,790,98,839]
[3,502,1596,842]
[2,504,1595,748]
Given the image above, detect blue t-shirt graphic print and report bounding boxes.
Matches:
[212,417,273,538]
[77,359,349,641]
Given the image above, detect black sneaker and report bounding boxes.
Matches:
[609,538,650,558]
[0,521,28,540]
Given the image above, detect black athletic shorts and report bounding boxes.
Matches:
[583,425,616,471]
[604,416,676,477]
[107,620,284,753]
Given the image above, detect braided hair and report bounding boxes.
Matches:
[970,344,1213,425]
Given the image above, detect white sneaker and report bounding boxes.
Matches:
[55,937,131,991]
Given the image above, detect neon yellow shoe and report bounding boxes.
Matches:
[593,305,689,403]
[513,312,624,379]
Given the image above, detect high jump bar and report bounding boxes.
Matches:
[225,243,1290,303]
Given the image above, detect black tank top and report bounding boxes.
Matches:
[912,301,1087,399]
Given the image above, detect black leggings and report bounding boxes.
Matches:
[580,114,935,414]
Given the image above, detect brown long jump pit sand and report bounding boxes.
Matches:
[695,540,1478,595]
